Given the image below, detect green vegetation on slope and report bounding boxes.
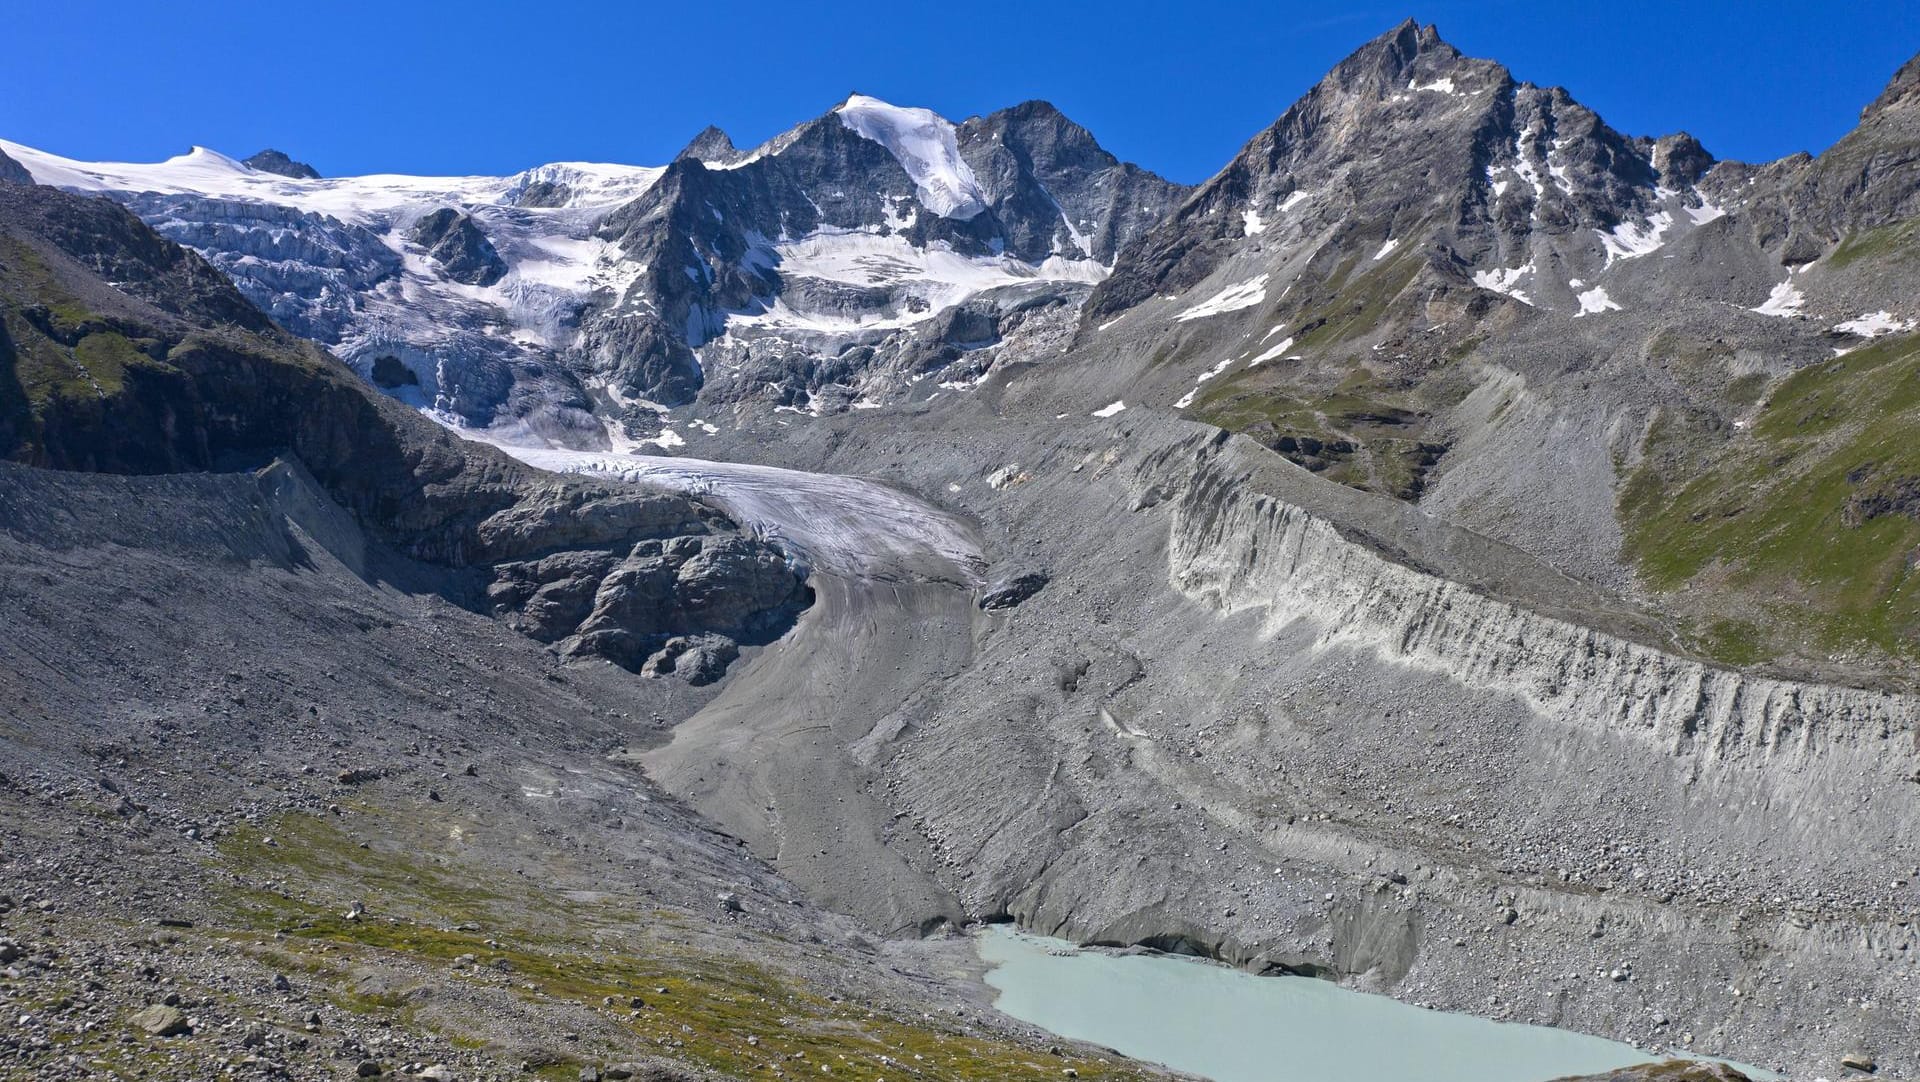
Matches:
[1828,218,1920,271]
[213,813,1153,1082]
[1185,243,1455,499]
[1620,333,1920,669]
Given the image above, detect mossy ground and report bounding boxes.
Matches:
[1619,333,1920,670]
[1,236,177,425]
[210,812,1154,1081]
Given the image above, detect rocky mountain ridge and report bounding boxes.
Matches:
[1020,19,1920,683]
[0,95,1183,450]
[7,17,1920,1081]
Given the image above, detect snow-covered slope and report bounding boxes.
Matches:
[1,137,667,445]
[0,141,665,215]
[834,95,989,219]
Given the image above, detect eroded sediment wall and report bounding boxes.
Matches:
[1160,454,1920,768]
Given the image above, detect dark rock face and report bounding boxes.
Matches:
[410,208,507,287]
[0,149,33,187]
[1845,470,1920,526]
[488,533,809,674]
[979,570,1048,610]
[957,100,1186,264]
[675,125,742,165]
[584,98,1185,405]
[0,182,806,683]
[510,179,573,208]
[369,353,420,388]
[242,148,321,180]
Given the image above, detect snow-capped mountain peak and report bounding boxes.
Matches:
[1,95,1185,444]
[0,138,665,216]
[834,94,988,219]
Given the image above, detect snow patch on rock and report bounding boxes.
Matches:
[1173,356,1239,409]
[835,95,987,220]
[1250,336,1296,365]
[1834,311,1914,337]
[1752,279,1805,318]
[1176,274,1269,322]
[1574,285,1622,317]
[1471,262,1535,306]
[1600,211,1674,264]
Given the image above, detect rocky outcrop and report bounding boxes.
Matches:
[1744,48,1920,252]
[675,125,742,165]
[410,208,507,286]
[1557,1064,1751,1082]
[488,532,808,673]
[242,148,320,179]
[0,149,32,187]
[978,569,1048,610]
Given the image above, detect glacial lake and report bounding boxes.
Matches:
[979,927,1775,1082]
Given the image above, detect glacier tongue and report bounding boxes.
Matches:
[835,95,988,220]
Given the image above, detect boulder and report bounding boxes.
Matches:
[129,1005,190,1037]
[980,570,1049,610]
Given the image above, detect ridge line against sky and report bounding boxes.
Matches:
[4,0,1918,185]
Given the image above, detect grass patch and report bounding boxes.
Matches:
[1828,217,1920,271]
[1620,334,1920,667]
[213,814,1153,1081]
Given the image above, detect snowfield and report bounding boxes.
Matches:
[1176,274,1269,321]
[725,227,1106,334]
[836,95,988,220]
[1752,278,1806,318]
[0,139,665,217]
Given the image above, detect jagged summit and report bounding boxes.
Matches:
[1325,18,1464,95]
[1085,15,1726,323]
[675,124,741,164]
[1861,49,1920,121]
[242,147,319,179]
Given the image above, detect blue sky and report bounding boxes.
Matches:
[5,1,1918,184]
